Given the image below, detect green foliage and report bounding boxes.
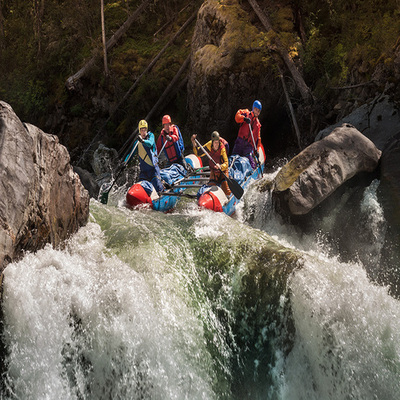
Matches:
[70,104,85,117]
[301,0,400,87]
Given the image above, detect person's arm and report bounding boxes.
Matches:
[168,125,179,143]
[191,134,206,159]
[142,132,155,148]
[220,146,228,171]
[253,120,261,148]
[235,109,250,124]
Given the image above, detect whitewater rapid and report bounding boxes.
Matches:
[1,178,399,400]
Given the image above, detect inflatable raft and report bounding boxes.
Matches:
[126,154,206,212]
[197,145,265,216]
[126,145,265,215]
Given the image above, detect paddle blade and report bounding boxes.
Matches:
[99,181,113,204]
[100,191,109,204]
[227,176,244,199]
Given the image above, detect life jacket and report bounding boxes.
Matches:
[158,125,184,163]
[220,137,229,155]
[235,109,261,148]
[209,142,226,172]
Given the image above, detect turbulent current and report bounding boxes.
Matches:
[1,177,400,399]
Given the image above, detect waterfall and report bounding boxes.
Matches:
[1,178,399,400]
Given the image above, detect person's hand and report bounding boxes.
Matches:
[244,117,251,124]
[166,135,173,142]
[215,163,221,170]
[138,136,144,142]
[191,134,197,143]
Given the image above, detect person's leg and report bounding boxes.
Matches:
[151,175,165,193]
[208,170,218,186]
[221,179,231,196]
[247,153,256,169]
[232,137,245,156]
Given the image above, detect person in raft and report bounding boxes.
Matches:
[191,131,231,196]
[156,114,188,169]
[129,119,164,193]
[232,100,262,169]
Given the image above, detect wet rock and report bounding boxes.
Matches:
[73,166,100,199]
[377,132,400,296]
[0,101,90,271]
[316,94,400,150]
[272,123,382,216]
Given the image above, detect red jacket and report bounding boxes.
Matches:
[156,124,181,162]
[235,109,261,149]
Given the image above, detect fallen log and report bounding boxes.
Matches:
[247,0,312,102]
[66,0,152,90]
[77,14,196,166]
[119,55,191,158]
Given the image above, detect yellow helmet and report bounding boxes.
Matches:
[138,119,148,130]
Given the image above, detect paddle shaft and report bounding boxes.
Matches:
[157,138,168,157]
[247,122,262,172]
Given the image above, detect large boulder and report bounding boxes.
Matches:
[0,101,90,270]
[186,0,281,145]
[272,123,382,216]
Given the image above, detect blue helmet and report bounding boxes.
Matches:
[252,100,262,111]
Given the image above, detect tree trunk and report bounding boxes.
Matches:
[100,0,109,77]
[0,0,4,54]
[118,56,191,158]
[106,12,196,126]
[277,64,302,149]
[33,0,45,55]
[77,14,196,166]
[66,0,152,90]
[247,0,312,102]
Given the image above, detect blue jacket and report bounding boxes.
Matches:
[126,132,160,175]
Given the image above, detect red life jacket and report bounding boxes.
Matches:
[209,143,224,172]
[236,109,261,148]
[157,125,181,162]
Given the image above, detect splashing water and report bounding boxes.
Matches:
[1,177,399,400]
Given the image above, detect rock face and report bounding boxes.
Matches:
[272,123,382,215]
[186,0,281,144]
[0,101,90,270]
[316,95,400,151]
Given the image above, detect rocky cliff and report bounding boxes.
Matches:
[0,102,90,271]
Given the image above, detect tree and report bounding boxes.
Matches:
[0,0,4,55]
[33,0,45,55]
[248,0,313,102]
[100,0,109,77]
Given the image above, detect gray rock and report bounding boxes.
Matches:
[0,101,89,270]
[316,94,400,150]
[73,166,100,199]
[273,123,382,215]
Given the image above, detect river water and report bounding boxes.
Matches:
[1,176,399,399]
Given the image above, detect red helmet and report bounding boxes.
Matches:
[162,115,171,125]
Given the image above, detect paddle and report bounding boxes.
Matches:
[194,138,244,199]
[99,140,139,204]
[157,137,168,157]
[247,121,262,174]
